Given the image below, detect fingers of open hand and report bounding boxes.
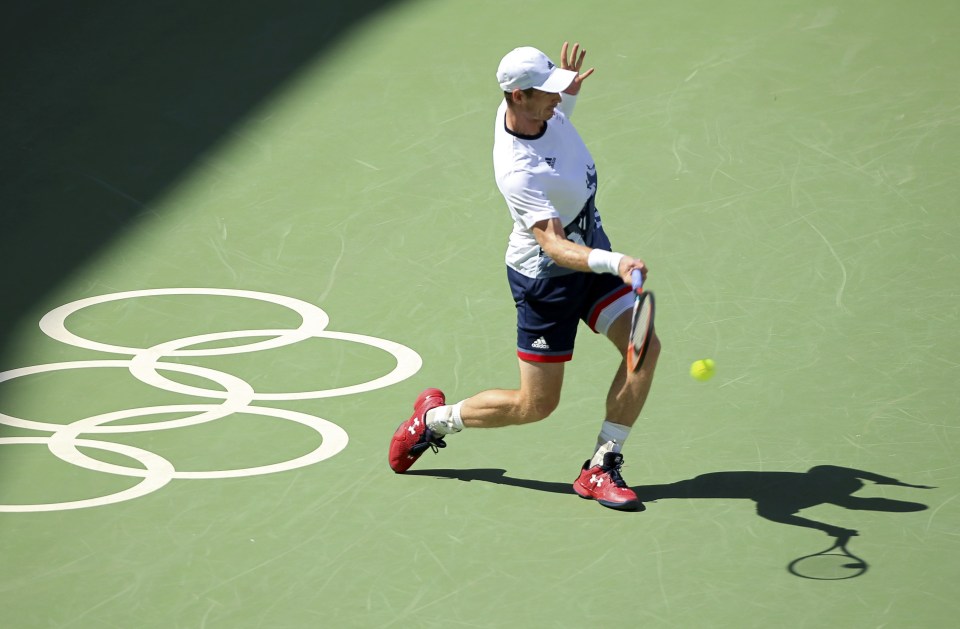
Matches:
[561,41,586,70]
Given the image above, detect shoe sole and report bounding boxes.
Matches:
[597,497,640,511]
[575,492,639,511]
[574,482,640,511]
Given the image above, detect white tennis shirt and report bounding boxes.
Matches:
[493,94,598,279]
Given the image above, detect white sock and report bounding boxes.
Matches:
[590,421,632,466]
[425,402,464,435]
[596,420,631,451]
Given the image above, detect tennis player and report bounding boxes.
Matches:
[389,42,660,511]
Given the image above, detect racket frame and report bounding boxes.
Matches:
[627,269,655,373]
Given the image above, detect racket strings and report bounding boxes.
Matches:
[634,302,652,342]
[630,300,653,358]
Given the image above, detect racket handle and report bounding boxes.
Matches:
[631,269,644,291]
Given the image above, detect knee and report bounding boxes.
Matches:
[516,393,560,424]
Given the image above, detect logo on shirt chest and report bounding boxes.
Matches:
[545,157,557,168]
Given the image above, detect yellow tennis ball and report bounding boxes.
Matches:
[690,358,716,382]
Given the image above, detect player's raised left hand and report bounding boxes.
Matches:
[560,41,594,96]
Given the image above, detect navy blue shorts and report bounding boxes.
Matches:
[507,267,633,363]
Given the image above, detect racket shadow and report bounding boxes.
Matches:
[787,532,869,580]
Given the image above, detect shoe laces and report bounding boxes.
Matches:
[409,428,446,456]
[602,454,629,488]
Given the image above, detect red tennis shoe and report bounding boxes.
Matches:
[388,388,447,473]
[573,451,640,511]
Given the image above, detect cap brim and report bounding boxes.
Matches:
[534,68,578,93]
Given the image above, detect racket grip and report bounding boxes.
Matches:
[631,269,644,291]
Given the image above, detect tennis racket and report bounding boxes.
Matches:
[626,269,655,372]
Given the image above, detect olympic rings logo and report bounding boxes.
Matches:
[0,288,422,512]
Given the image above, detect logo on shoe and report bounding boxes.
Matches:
[408,417,420,435]
[590,473,603,487]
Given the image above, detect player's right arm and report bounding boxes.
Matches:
[531,217,646,284]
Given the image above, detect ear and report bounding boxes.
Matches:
[510,88,525,105]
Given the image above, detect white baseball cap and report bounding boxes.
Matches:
[496,46,577,93]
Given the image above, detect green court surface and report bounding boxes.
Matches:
[2,1,959,627]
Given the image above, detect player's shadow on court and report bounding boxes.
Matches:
[634,465,931,537]
[410,464,932,536]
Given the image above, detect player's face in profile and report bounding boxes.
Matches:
[520,88,562,122]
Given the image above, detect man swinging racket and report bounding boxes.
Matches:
[389,42,661,511]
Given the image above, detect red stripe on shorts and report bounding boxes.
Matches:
[517,350,573,363]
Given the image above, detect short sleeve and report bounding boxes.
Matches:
[500,171,560,229]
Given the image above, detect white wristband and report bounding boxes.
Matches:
[587,249,624,275]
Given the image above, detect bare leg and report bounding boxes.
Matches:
[459,359,565,428]
[602,312,661,427]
